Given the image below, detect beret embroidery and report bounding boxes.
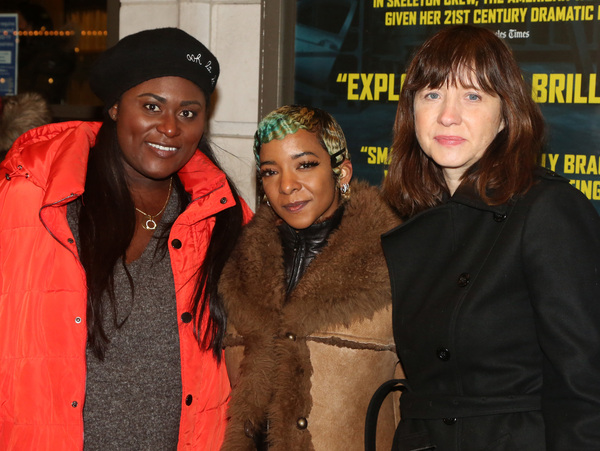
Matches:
[90,27,220,106]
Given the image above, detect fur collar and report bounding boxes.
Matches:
[220,180,400,338]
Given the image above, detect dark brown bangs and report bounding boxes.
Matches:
[405,26,503,96]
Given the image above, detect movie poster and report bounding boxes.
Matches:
[294,0,600,213]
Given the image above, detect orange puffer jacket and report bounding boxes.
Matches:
[0,121,251,450]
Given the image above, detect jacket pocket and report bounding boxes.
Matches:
[478,433,516,451]
[392,430,436,451]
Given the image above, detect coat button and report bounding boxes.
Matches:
[67,238,75,244]
[181,312,193,323]
[75,317,82,324]
[244,420,255,438]
[436,347,451,361]
[443,417,457,425]
[457,273,470,287]
[493,213,507,222]
[185,394,193,406]
[220,197,228,204]
[171,239,182,249]
[296,417,308,429]
[71,401,78,408]
[285,332,296,341]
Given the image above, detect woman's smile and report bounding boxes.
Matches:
[147,142,178,153]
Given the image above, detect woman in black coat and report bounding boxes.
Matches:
[379,25,600,450]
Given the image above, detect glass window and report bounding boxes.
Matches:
[0,0,116,120]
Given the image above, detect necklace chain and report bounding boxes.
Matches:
[135,178,173,231]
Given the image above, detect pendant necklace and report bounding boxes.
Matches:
[135,178,173,231]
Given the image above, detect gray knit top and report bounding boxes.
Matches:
[68,191,182,450]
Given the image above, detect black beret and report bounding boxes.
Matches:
[90,27,219,106]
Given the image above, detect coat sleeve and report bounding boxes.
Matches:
[522,181,600,450]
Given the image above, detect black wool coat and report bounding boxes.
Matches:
[382,169,600,451]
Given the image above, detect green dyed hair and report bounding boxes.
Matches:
[253,105,350,176]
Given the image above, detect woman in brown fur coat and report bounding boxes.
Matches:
[218,105,402,451]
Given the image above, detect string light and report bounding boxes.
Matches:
[12,30,107,37]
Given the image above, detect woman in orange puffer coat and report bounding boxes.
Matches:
[0,27,250,450]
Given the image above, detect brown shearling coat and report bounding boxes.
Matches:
[219,181,402,451]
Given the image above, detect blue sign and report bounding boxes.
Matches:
[0,14,18,96]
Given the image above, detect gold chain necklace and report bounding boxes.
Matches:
[135,178,173,231]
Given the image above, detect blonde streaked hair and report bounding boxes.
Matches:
[253,105,350,177]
